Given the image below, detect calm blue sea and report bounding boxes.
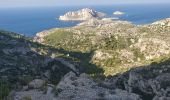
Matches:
[0,4,170,36]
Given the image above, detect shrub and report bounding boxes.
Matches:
[0,82,10,100]
[22,96,32,100]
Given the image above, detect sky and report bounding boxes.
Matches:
[0,0,170,8]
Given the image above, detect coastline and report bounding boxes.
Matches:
[0,4,170,36]
[34,17,170,41]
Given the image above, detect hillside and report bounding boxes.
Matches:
[0,30,76,100]
[35,18,170,76]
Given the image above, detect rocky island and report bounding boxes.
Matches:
[113,11,125,15]
[59,8,106,21]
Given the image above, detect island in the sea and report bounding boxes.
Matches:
[113,11,125,15]
[59,8,106,21]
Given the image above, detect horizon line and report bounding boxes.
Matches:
[0,2,170,9]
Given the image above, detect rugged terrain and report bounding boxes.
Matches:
[35,18,170,76]
[0,30,78,100]
[0,17,170,100]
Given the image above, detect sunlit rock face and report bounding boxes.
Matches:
[152,18,170,26]
[59,8,105,21]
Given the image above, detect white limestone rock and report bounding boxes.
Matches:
[28,79,45,89]
[133,38,170,60]
[92,50,113,60]
[59,8,105,21]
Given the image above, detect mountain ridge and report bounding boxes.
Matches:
[35,18,170,75]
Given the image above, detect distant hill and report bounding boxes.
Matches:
[35,18,170,76]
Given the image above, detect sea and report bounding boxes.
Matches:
[0,4,170,37]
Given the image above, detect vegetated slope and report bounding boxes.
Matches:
[0,30,73,100]
[35,18,170,76]
[36,18,170,99]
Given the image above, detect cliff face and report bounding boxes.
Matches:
[59,8,105,21]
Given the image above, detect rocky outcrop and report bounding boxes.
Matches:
[104,61,170,100]
[34,28,58,43]
[13,86,55,100]
[59,8,105,21]
[56,72,141,100]
[12,61,170,100]
[12,72,142,100]
[28,79,45,89]
[152,18,170,26]
[0,31,73,100]
[92,50,113,60]
[133,38,170,60]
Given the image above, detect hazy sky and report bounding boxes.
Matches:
[0,0,170,8]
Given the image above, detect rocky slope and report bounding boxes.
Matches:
[0,30,76,100]
[55,58,170,100]
[35,18,170,76]
[59,8,105,21]
[12,60,170,100]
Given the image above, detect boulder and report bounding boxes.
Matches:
[28,79,45,89]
